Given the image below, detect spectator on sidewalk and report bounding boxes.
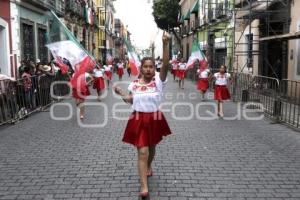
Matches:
[22,66,34,110]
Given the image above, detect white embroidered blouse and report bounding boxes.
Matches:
[128,72,167,113]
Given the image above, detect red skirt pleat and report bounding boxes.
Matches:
[177,70,185,79]
[117,68,124,76]
[93,77,105,90]
[214,85,231,100]
[197,79,209,92]
[72,86,91,100]
[122,111,172,148]
[105,71,112,80]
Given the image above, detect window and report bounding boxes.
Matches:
[21,21,35,61]
[297,39,300,76]
[246,33,253,68]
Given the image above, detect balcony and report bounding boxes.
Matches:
[65,0,85,19]
[216,2,228,19]
[30,0,65,16]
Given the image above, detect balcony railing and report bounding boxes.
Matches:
[65,0,85,19]
[30,0,65,16]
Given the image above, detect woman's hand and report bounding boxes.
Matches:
[113,86,123,96]
[160,31,171,82]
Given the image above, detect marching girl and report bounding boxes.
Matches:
[71,72,93,119]
[196,60,210,100]
[114,32,172,198]
[93,66,106,101]
[104,63,113,89]
[213,65,231,118]
[171,60,179,81]
[117,61,124,81]
[177,58,187,89]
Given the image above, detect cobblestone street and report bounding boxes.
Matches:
[0,74,300,200]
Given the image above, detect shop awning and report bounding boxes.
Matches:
[184,10,191,20]
[191,0,199,13]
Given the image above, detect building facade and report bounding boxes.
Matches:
[95,0,116,63]
[179,0,234,71]
[0,0,12,77]
[10,0,65,77]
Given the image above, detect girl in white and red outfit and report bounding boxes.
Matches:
[93,66,105,101]
[177,58,187,89]
[117,62,124,81]
[104,63,113,88]
[171,60,179,81]
[196,60,210,100]
[71,72,93,119]
[114,32,172,198]
[213,65,231,117]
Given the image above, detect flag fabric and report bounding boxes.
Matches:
[46,11,96,90]
[54,57,69,75]
[124,39,140,76]
[186,40,206,69]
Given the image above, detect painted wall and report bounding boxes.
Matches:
[288,0,300,81]
[0,0,12,77]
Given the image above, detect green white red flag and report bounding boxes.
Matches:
[124,39,140,76]
[187,40,206,69]
[46,11,96,89]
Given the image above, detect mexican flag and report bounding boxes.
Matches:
[125,39,140,76]
[186,40,206,69]
[46,11,96,88]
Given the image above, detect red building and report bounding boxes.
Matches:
[0,0,14,77]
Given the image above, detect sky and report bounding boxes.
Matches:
[113,0,163,57]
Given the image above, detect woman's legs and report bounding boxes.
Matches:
[76,99,85,118]
[148,146,156,173]
[219,100,224,117]
[137,147,149,193]
[97,90,102,101]
[217,100,224,117]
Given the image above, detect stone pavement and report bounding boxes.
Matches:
[0,73,300,200]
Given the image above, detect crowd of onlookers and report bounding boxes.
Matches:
[0,58,71,124]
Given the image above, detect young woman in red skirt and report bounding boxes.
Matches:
[114,32,172,198]
[93,66,105,101]
[71,72,93,119]
[177,58,187,89]
[196,60,210,100]
[104,64,113,89]
[117,62,124,81]
[213,65,231,118]
[171,60,179,81]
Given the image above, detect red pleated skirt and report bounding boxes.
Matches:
[93,77,105,90]
[72,86,91,100]
[123,111,172,148]
[105,71,112,80]
[177,70,186,79]
[197,79,209,93]
[171,69,177,75]
[117,68,124,76]
[214,85,231,100]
